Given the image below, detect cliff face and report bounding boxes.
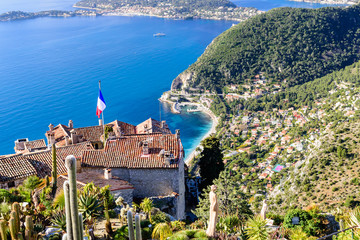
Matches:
[171,71,195,91]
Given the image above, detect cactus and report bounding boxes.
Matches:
[135,214,142,240]
[45,176,50,188]
[25,216,35,240]
[101,186,112,236]
[0,220,7,240]
[12,203,20,233]
[51,144,57,198]
[63,155,83,240]
[9,218,18,240]
[127,210,135,240]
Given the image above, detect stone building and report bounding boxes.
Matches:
[0,118,185,219]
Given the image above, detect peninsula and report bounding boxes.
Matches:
[73,0,262,21]
[0,10,98,22]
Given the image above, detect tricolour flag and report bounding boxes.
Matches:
[96,89,106,118]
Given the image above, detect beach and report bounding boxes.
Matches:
[159,94,219,164]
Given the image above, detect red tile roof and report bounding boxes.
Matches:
[82,133,181,169]
[56,141,94,159]
[0,142,94,183]
[136,118,171,134]
[0,155,38,182]
[24,139,46,150]
[24,150,67,178]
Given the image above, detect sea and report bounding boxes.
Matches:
[0,0,348,156]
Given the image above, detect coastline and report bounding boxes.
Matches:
[159,94,219,164]
[183,105,218,164]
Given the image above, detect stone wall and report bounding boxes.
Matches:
[82,165,185,219]
[112,188,133,205]
[127,168,179,198]
[0,178,26,190]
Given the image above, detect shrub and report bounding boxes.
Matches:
[152,211,170,225]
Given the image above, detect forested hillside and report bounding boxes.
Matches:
[244,59,360,111]
[172,5,360,92]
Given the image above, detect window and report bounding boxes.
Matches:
[7,181,15,188]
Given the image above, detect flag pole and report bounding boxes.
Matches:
[99,80,105,142]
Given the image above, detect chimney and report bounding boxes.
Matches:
[161,120,166,129]
[164,151,171,166]
[76,158,82,173]
[104,168,112,179]
[47,132,55,145]
[99,119,103,126]
[142,141,149,155]
[175,129,180,139]
[68,120,73,129]
[65,135,70,146]
[70,130,78,144]
[48,123,54,131]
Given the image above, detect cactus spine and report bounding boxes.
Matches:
[0,220,7,240]
[51,144,57,197]
[135,214,142,240]
[63,155,83,240]
[25,216,35,240]
[127,210,135,240]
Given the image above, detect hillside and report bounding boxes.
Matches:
[171,5,360,92]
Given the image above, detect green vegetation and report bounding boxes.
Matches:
[198,136,224,191]
[173,5,360,92]
[245,60,360,111]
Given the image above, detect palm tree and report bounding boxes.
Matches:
[140,198,154,223]
[245,215,269,240]
[152,223,172,240]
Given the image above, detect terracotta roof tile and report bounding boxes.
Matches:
[24,150,67,178]
[136,118,171,134]
[24,139,46,150]
[82,133,180,169]
[0,155,37,182]
[56,141,94,159]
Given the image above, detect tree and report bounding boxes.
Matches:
[198,136,224,191]
[193,170,252,222]
[23,176,42,192]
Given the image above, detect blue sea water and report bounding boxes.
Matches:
[0,16,232,156]
[0,0,348,156]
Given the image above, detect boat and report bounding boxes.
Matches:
[153,33,166,37]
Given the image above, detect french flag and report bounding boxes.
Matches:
[96,89,106,118]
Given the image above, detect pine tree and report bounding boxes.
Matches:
[198,136,224,191]
[193,170,252,221]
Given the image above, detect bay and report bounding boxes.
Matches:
[0,16,231,156]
